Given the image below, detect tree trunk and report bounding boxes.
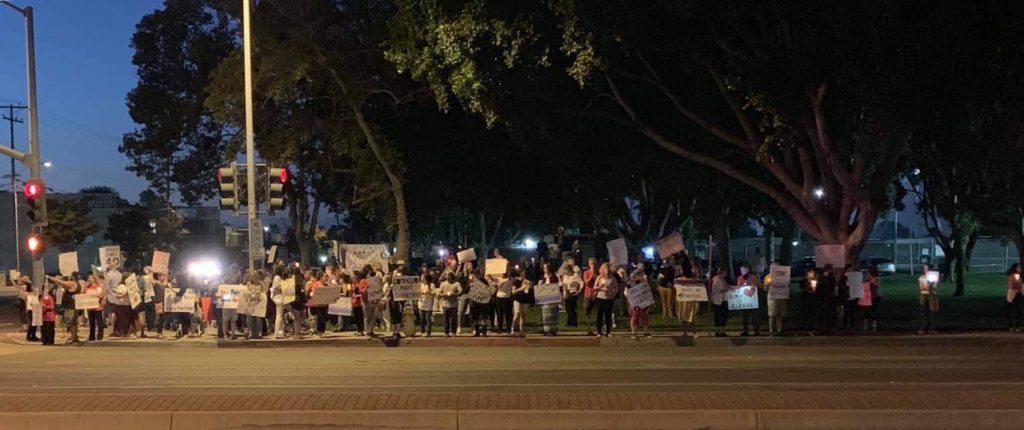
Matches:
[716,223,732,277]
[763,225,774,265]
[953,242,967,297]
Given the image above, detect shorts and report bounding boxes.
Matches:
[629,307,650,326]
[514,302,530,314]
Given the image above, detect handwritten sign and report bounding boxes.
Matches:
[308,286,342,306]
[340,244,389,274]
[846,271,864,299]
[768,265,791,300]
[251,292,268,317]
[607,239,628,268]
[328,297,353,316]
[814,245,846,269]
[125,274,142,309]
[675,283,708,302]
[59,252,79,277]
[217,284,244,310]
[151,250,170,274]
[534,283,561,305]
[624,282,655,309]
[485,258,508,276]
[468,282,493,303]
[99,246,122,270]
[726,285,760,310]
[457,248,477,263]
[74,293,100,310]
[280,277,296,305]
[655,232,685,259]
[266,245,278,264]
[390,276,420,301]
[165,290,196,313]
[365,277,384,303]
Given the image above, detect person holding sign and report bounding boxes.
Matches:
[817,265,837,335]
[538,264,561,336]
[439,273,462,337]
[557,258,581,328]
[467,274,495,337]
[417,272,437,336]
[710,267,730,337]
[40,288,56,345]
[736,266,761,337]
[244,271,268,340]
[917,264,940,335]
[306,271,329,338]
[798,269,818,336]
[49,274,83,344]
[625,280,653,339]
[593,263,619,337]
[511,272,534,336]
[84,274,105,341]
[492,273,514,334]
[656,260,676,319]
[861,266,881,333]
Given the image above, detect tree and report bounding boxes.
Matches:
[105,208,153,270]
[386,1,961,263]
[121,0,235,204]
[44,197,100,252]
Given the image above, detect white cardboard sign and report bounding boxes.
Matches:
[58,252,79,277]
[624,282,655,309]
[390,276,420,301]
[847,271,865,299]
[457,248,477,263]
[99,246,122,270]
[726,285,760,310]
[675,282,708,302]
[485,258,508,276]
[151,251,170,274]
[607,239,628,268]
[654,232,685,259]
[533,283,561,305]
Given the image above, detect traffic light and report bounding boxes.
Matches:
[217,163,240,211]
[266,166,287,214]
[23,179,47,227]
[26,233,45,258]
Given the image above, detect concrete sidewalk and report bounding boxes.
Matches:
[2,392,1024,429]
[6,330,1024,349]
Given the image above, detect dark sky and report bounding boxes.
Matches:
[0,0,162,202]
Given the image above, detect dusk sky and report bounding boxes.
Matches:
[0,0,162,202]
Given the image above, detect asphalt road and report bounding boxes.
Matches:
[2,342,1023,396]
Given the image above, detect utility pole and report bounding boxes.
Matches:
[242,0,258,272]
[2,104,26,270]
[0,2,47,292]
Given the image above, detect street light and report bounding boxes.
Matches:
[812,187,825,200]
[42,160,50,168]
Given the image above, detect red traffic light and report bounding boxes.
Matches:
[278,167,288,183]
[24,180,42,197]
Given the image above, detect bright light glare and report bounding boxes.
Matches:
[263,226,270,232]
[42,161,52,168]
[812,187,825,199]
[438,249,448,257]
[642,246,655,260]
[319,255,328,263]
[187,260,221,278]
[523,238,537,249]
[792,240,799,246]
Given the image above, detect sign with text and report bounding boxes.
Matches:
[328,297,353,316]
[457,248,477,263]
[485,258,508,276]
[365,277,384,303]
[533,283,561,305]
[814,245,846,269]
[151,251,170,274]
[654,232,685,259]
[468,282,493,304]
[125,274,142,309]
[250,291,268,317]
[340,244,389,274]
[847,271,865,299]
[58,252,79,277]
[768,264,792,300]
[624,282,655,309]
[726,285,760,310]
[217,284,245,310]
[390,276,420,301]
[165,290,196,313]
[99,246,122,270]
[74,293,100,310]
[607,238,628,268]
[308,286,342,306]
[280,277,296,305]
[675,283,708,302]
[266,245,278,264]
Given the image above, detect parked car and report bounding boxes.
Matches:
[860,257,896,275]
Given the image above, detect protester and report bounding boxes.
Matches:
[862,266,881,333]
[417,272,437,336]
[582,258,598,336]
[382,274,404,339]
[765,268,786,337]
[539,263,560,336]
[799,269,818,336]
[40,288,56,345]
[511,272,533,336]
[626,277,652,339]
[817,264,837,335]
[918,264,939,335]
[84,274,105,341]
[676,258,700,337]
[593,263,618,337]
[456,261,475,335]
[656,259,676,319]
[346,270,363,337]
[244,271,267,340]
[736,265,761,337]
[493,273,513,334]
[467,274,494,337]
[306,270,329,338]
[48,274,82,344]
[710,267,730,337]
[439,273,461,337]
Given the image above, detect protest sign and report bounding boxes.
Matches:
[366,277,384,303]
[726,285,760,310]
[607,238,628,268]
[309,286,342,306]
[28,295,40,327]
[847,271,865,299]
[340,244,389,274]
[217,284,244,310]
[125,274,142,309]
[251,292,268,317]
[533,283,561,305]
[74,293,100,310]
[0,272,6,288]
[280,277,296,305]
[151,251,170,274]
[654,232,686,259]
[7,269,17,283]
[390,276,420,301]
[675,282,708,302]
[328,297,353,316]
[926,271,941,284]
[624,282,655,309]
[563,274,583,295]
[814,245,846,269]
[768,264,792,300]
[165,291,196,313]
[485,258,509,276]
[58,252,79,277]
[99,246,122,269]
[457,248,477,263]
[468,282,493,304]
[266,245,278,264]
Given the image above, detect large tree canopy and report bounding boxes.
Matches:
[385,0,973,261]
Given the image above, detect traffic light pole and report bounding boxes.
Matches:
[242,0,258,272]
[0,3,45,292]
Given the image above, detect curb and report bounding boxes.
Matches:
[4,409,1024,430]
